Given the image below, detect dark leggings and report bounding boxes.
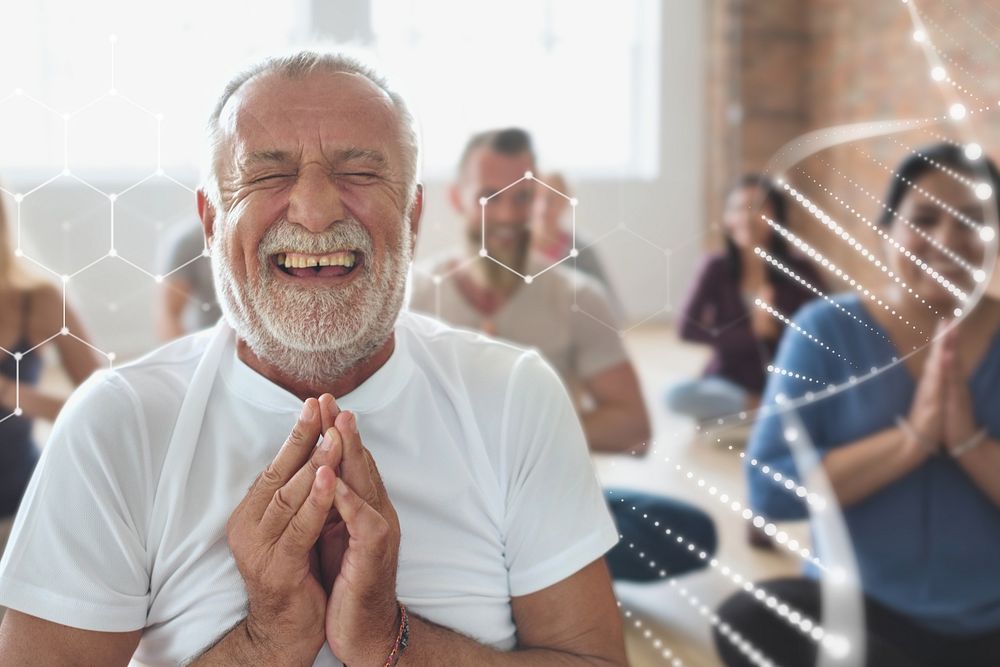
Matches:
[714,577,1000,667]
[604,488,717,582]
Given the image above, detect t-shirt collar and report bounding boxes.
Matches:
[219,320,414,414]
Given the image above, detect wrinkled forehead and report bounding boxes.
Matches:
[463,146,535,190]
[217,70,404,166]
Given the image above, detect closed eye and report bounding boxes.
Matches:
[251,174,293,184]
[339,172,381,185]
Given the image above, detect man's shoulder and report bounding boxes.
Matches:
[397,310,566,412]
[399,310,558,380]
[399,309,529,360]
[532,263,617,326]
[39,330,215,487]
[113,327,214,388]
[67,328,213,430]
[407,256,454,312]
[540,261,608,295]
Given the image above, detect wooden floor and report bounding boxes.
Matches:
[604,324,808,667]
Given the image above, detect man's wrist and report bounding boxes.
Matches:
[382,602,409,667]
[243,613,323,665]
[191,616,319,666]
[366,600,405,667]
[241,616,291,664]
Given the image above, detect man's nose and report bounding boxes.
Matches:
[935,215,969,250]
[488,197,526,226]
[287,168,346,232]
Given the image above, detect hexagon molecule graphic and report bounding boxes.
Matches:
[479,171,579,284]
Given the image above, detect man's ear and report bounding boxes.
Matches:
[197,189,216,248]
[408,184,424,243]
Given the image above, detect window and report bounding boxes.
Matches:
[370,0,661,179]
[0,0,299,182]
[0,0,660,181]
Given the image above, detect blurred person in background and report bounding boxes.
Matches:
[666,175,824,422]
[714,144,1000,667]
[530,171,620,314]
[411,127,717,582]
[155,222,220,340]
[0,192,101,616]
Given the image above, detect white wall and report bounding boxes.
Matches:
[412,1,706,326]
[6,1,705,362]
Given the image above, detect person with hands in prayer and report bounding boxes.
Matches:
[0,51,627,667]
[206,394,405,666]
[714,144,1000,667]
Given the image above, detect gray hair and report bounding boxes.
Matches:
[202,50,420,214]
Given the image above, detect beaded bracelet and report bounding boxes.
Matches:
[950,428,988,459]
[895,416,938,455]
[384,602,409,667]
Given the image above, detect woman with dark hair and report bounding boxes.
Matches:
[0,191,100,619]
[714,144,1000,667]
[666,174,823,421]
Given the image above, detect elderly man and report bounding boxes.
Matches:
[0,53,626,666]
[410,128,717,583]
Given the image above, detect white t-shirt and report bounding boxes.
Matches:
[0,311,617,666]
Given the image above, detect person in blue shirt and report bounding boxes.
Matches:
[713,143,1000,667]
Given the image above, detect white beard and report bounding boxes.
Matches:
[212,216,412,386]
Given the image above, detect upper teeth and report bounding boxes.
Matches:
[277,251,357,269]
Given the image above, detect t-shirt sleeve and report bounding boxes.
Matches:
[570,277,629,381]
[573,246,622,318]
[746,302,832,521]
[500,351,619,596]
[0,372,152,631]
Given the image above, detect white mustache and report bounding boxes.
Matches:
[258,219,373,258]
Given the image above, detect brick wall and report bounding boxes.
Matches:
[705,0,1000,288]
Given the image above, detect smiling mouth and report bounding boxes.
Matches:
[272,250,362,279]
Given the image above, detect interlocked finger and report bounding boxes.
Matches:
[245,397,323,519]
[259,426,344,537]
